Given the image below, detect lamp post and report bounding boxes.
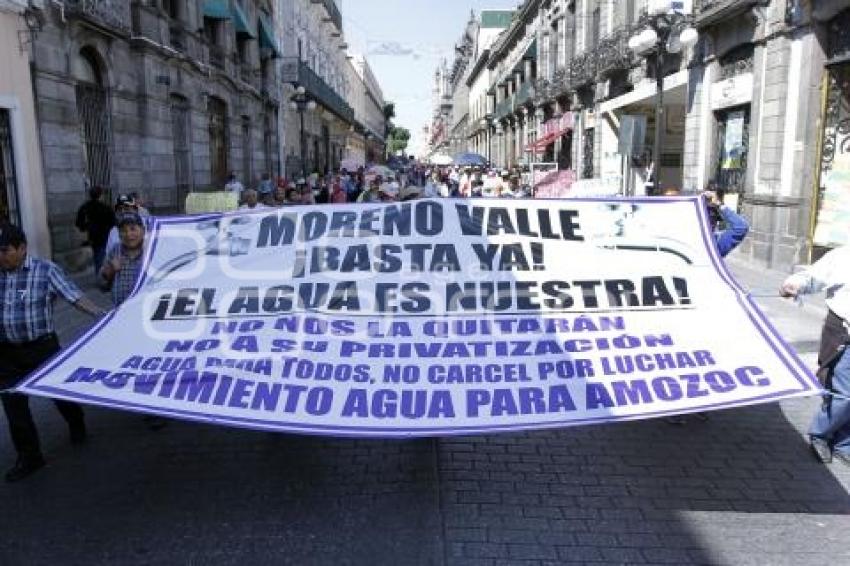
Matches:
[627,0,697,195]
[484,113,494,166]
[289,85,317,178]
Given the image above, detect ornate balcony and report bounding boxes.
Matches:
[515,80,535,107]
[569,50,597,88]
[694,0,763,27]
[595,27,634,78]
[494,95,514,120]
[281,57,354,123]
[63,0,131,32]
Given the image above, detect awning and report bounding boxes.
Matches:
[258,12,281,57]
[525,113,575,153]
[203,0,230,20]
[232,3,256,38]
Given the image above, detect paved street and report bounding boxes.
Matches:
[0,257,848,566]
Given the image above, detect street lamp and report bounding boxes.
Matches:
[484,113,494,165]
[289,85,317,178]
[628,0,698,195]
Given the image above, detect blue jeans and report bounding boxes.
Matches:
[809,347,850,455]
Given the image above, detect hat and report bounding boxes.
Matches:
[0,223,26,247]
[116,212,144,228]
[115,194,136,208]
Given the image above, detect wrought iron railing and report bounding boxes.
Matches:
[515,80,535,106]
[63,0,131,31]
[595,26,634,77]
[694,0,732,12]
[281,57,354,123]
[494,95,514,120]
[569,50,597,87]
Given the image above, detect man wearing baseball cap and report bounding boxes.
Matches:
[0,223,106,481]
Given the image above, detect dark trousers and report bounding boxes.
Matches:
[92,244,107,276]
[0,334,84,461]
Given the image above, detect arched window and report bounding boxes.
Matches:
[208,96,229,187]
[74,48,112,197]
[170,94,192,208]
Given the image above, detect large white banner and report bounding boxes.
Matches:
[20,198,819,437]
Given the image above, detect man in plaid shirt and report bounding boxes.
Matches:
[0,223,105,482]
[99,212,146,305]
[99,212,167,431]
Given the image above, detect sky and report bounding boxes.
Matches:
[339,0,522,153]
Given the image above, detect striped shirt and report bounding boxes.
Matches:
[0,255,83,343]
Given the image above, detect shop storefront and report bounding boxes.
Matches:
[812,8,850,259]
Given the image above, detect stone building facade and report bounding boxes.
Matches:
[444,0,849,270]
[29,0,281,268]
[0,0,50,257]
[277,0,355,178]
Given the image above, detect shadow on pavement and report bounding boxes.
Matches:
[0,398,848,565]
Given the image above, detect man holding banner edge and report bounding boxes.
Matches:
[0,223,107,482]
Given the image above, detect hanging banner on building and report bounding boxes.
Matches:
[721,110,746,170]
[19,198,818,437]
[814,152,850,247]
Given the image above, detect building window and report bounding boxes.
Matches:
[242,116,253,185]
[74,48,112,199]
[204,19,225,70]
[170,95,192,209]
[713,106,749,193]
[0,109,21,225]
[208,96,228,187]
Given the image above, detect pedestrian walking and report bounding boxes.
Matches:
[99,213,168,431]
[781,245,850,465]
[128,192,151,217]
[74,186,115,276]
[0,223,105,482]
[224,172,244,195]
[105,194,142,254]
[99,213,146,306]
[258,173,275,201]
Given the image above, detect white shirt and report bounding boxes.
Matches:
[239,203,268,210]
[786,245,850,321]
[225,180,244,194]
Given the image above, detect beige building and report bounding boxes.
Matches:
[0,0,50,257]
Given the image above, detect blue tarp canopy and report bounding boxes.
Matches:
[203,0,230,20]
[452,152,489,166]
[258,12,281,57]
[232,3,256,38]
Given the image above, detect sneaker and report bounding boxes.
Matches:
[833,451,850,467]
[5,456,46,483]
[665,415,686,425]
[810,438,832,463]
[694,412,710,422]
[69,422,88,445]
